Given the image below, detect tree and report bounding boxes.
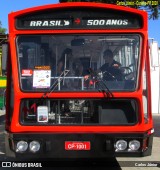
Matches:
[59,0,160,20]
[148,5,160,19]
[0,21,7,34]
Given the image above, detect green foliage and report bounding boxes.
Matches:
[149,5,160,19]
[59,0,160,19]
[0,21,7,34]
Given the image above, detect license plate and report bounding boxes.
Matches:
[65,141,91,150]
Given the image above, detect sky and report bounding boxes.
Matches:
[0,0,160,45]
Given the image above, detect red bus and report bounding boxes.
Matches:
[2,2,153,159]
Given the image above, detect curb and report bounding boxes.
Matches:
[0,110,5,116]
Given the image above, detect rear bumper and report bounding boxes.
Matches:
[5,132,153,158]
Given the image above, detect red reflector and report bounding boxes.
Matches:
[142,138,148,151]
[65,141,91,150]
[147,129,154,135]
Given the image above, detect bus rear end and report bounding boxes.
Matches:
[4,2,153,159]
